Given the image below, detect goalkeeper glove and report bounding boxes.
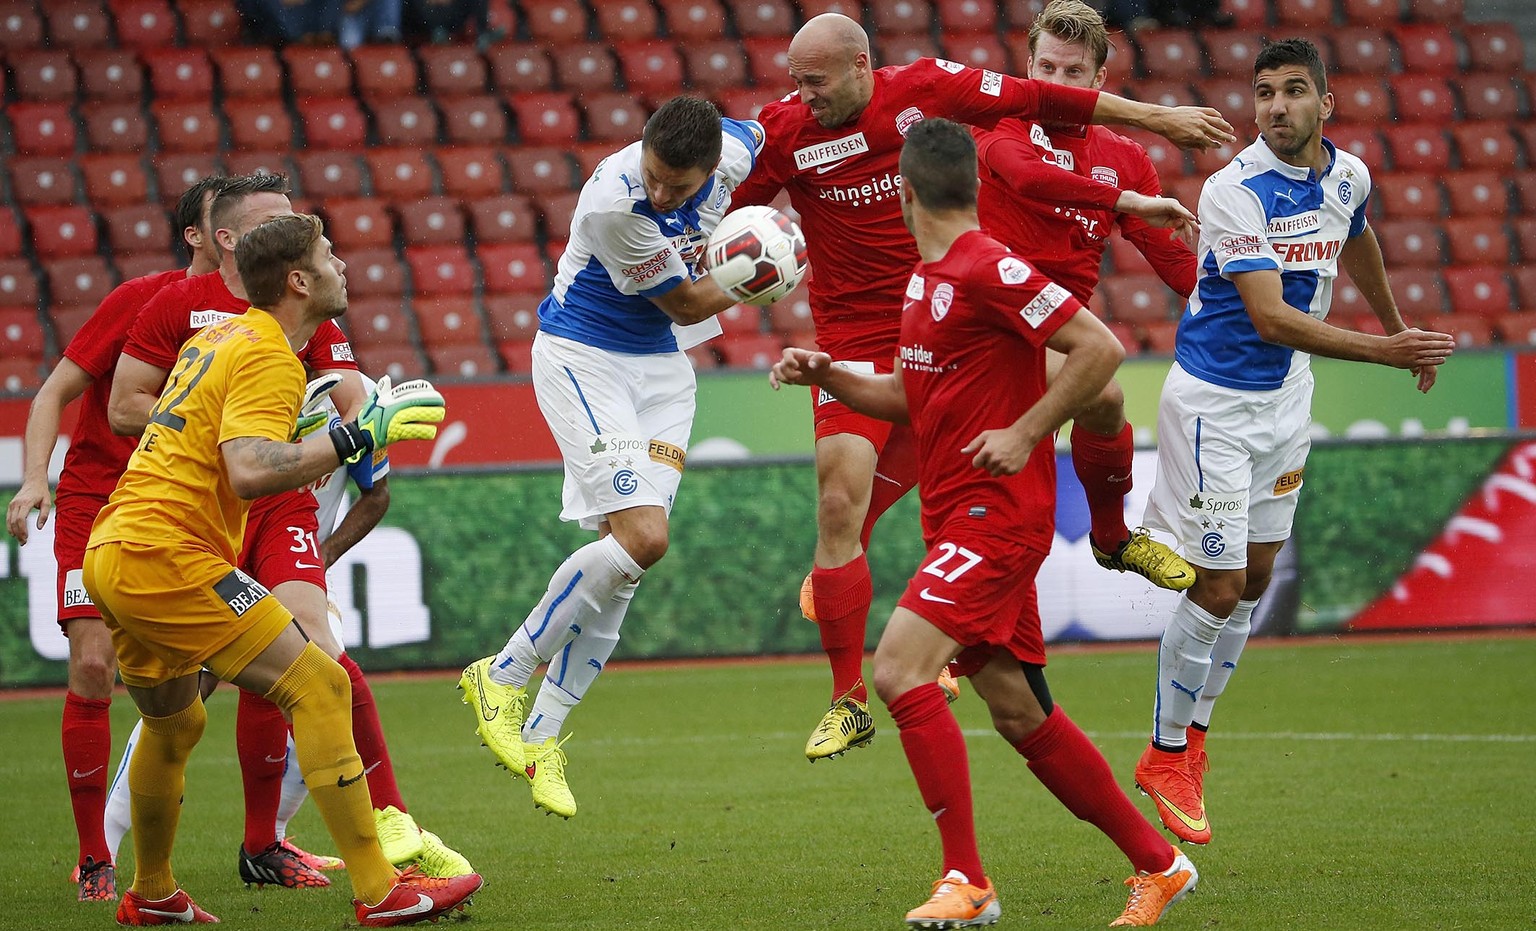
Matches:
[330,375,445,464]
[292,372,344,441]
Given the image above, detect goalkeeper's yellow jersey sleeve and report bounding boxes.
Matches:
[90,309,306,564]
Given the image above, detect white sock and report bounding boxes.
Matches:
[490,536,644,688]
[524,580,636,743]
[1154,595,1228,748]
[1193,598,1257,729]
[103,720,139,861]
[274,732,307,841]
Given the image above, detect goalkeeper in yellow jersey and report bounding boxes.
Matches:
[82,213,481,927]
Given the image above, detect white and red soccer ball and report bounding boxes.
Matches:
[705,205,809,306]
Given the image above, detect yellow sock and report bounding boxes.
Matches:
[130,701,207,901]
[265,642,396,904]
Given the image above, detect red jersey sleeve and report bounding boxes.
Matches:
[122,281,193,370]
[729,102,793,208]
[914,59,1099,130]
[1115,150,1198,299]
[302,320,360,371]
[972,252,1081,347]
[64,277,158,379]
[975,127,1121,212]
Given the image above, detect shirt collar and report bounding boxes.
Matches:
[1250,134,1339,182]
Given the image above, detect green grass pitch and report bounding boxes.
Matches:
[5,636,1534,929]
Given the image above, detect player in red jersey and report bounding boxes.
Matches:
[109,175,473,881]
[729,11,1234,760]
[6,177,227,902]
[975,0,1200,591]
[771,118,1199,929]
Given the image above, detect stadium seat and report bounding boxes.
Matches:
[932,0,994,32]
[1341,0,1399,26]
[592,0,658,39]
[1460,22,1522,73]
[46,257,117,306]
[486,43,555,93]
[344,297,415,350]
[1455,73,1523,122]
[428,342,500,379]
[179,0,240,44]
[1375,219,1444,267]
[153,101,221,153]
[1442,218,1510,266]
[1407,0,1462,22]
[484,292,544,342]
[352,345,428,382]
[45,1,112,49]
[1105,233,1156,276]
[743,36,789,86]
[1331,28,1394,75]
[342,248,407,298]
[522,0,588,42]
[565,143,610,182]
[0,0,44,51]
[801,0,863,17]
[1127,79,1199,109]
[10,50,77,102]
[507,92,581,145]
[9,103,78,157]
[543,239,567,265]
[549,41,619,93]
[114,251,176,280]
[478,243,547,293]
[439,96,508,146]
[1388,75,1456,124]
[81,101,149,153]
[0,208,22,257]
[1327,126,1387,167]
[298,98,368,150]
[24,205,98,259]
[323,198,395,250]
[1197,78,1252,120]
[1391,267,1448,316]
[681,40,748,91]
[1326,76,1392,125]
[47,302,95,345]
[877,35,940,66]
[1512,266,1536,312]
[371,96,441,147]
[366,148,436,199]
[1330,275,1372,318]
[75,49,144,101]
[766,285,811,334]
[418,44,489,96]
[1119,129,1188,184]
[1443,171,1509,218]
[225,151,291,180]
[1100,275,1177,323]
[1438,313,1497,348]
[535,191,579,238]
[1274,0,1333,27]
[468,193,539,242]
[436,146,506,198]
[1374,173,1443,220]
[225,98,296,151]
[716,332,783,369]
[1383,124,1450,173]
[144,48,214,102]
[0,258,40,305]
[712,302,763,336]
[1200,30,1264,79]
[0,357,46,393]
[1393,24,1460,75]
[657,0,727,40]
[1512,217,1536,262]
[101,204,170,256]
[942,33,1009,71]
[504,146,574,193]
[113,0,177,48]
[293,151,363,200]
[729,0,794,36]
[614,42,685,96]
[582,92,649,143]
[283,47,353,97]
[210,47,285,99]
[1452,123,1520,172]
[497,338,536,375]
[397,197,466,246]
[154,154,222,202]
[1161,176,1206,214]
[1135,29,1205,80]
[869,0,931,34]
[715,87,777,121]
[1442,266,1512,318]
[405,245,476,295]
[8,157,80,206]
[352,45,419,99]
[413,295,487,348]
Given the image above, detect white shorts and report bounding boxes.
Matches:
[532,331,695,531]
[1143,363,1312,570]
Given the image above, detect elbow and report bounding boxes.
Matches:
[228,470,266,500]
[106,406,137,437]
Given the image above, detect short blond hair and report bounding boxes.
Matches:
[1029,0,1111,71]
[235,214,324,309]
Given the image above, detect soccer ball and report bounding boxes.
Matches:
[705,206,809,306]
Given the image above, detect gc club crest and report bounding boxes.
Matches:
[931,282,954,320]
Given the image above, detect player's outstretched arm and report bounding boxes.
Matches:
[1091,94,1235,150]
[770,348,909,423]
[108,353,171,437]
[5,358,93,543]
[322,477,389,567]
[222,433,352,499]
[649,275,741,326]
[1338,228,1437,393]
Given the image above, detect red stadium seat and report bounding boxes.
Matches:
[75,49,143,101]
[1375,218,1444,267]
[0,0,44,51]
[1512,266,1536,312]
[1438,313,1497,348]
[1373,173,1443,220]
[543,239,567,266]
[1388,75,1455,124]
[550,42,619,92]
[49,303,97,345]
[430,98,504,148]
[299,98,368,150]
[1119,129,1188,184]
[0,258,40,305]
[1328,126,1387,167]
[468,193,540,242]
[1442,266,1512,318]
[681,40,747,91]
[344,248,408,298]
[1201,30,1264,79]
[934,0,995,32]
[743,36,789,86]
[25,205,98,259]
[484,292,544,342]
[418,44,489,96]
[1454,74,1523,124]
[1104,31,1140,82]
[224,151,291,180]
[46,257,117,306]
[1328,76,1393,125]
[153,101,220,153]
[351,45,419,99]
[115,252,178,281]
[1389,268,1447,316]
[344,297,415,351]
[1331,28,1394,75]
[800,0,863,17]
[436,146,506,198]
[593,0,658,39]
[45,1,112,49]
[504,146,575,193]
[614,42,685,96]
[1274,0,1332,27]
[413,295,487,349]
[1393,24,1459,75]
[371,96,440,147]
[1512,217,1536,264]
[283,47,353,97]
[869,0,931,35]
[1443,171,1509,218]
[877,35,940,67]
[507,92,581,145]
[1107,234,1155,276]
[9,103,77,157]
[1330,274,1372,318]
[154,154,222,203]
[715,303,765,336]
[211,47,285,99]
[8,157,81,205]
[767,284,812,334]
[486,43,554,93]
[113,0,178,48]
[100,204,170,255]
[729,0,793,37]
[716,332,784,369]
[428,343,500,379]
[1460,22,1522,73]
[1407,0,1462,22]
[81,101,149,153]
[534,191,579,237]
[1341,0,1400,26]
[225,98,296,151]
[353,345,428,383]
[11,51,77,102]
[294,151,365,200]
[144,48,214,102]
[367,149,435,200]
[943,33,1009,72]
[1136,29,1205,80]
[0,208,22,256]
[478,243,548,293]
[0,357,46,392]
[496,338,535,374]
[714,87,778,121]
[1197,78,1251,120]
[406,246,476,295]
[1127,79,1199,109]
[522,0,588,42]
[179,0,240,44]
[1442,218,1510,266]
[1452,123,1520,172]
[1383,124,1450,173]
[397,197,466,246]
[657,0,726,39]
[323,198,395,249]
[1100,275,1177,324]
[583,92,650,143]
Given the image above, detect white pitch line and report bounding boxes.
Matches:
[576,728,1536,748]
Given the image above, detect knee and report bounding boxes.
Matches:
[816,485,863,540]
[71,649,117,699]
[1191,570,1246,619]
[988,706,1045,746]
[870,652,923,707]
[1075,381,1126,434]
[619,525,668,569]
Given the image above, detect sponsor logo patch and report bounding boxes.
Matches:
[648,439,686,473]
[213,568,271,618]
[1018,282,1070,328]
[189,309,235,329]
[1267,212,1321,235]
[930,282,953,321]
[935,59,965,73]
[980,70,1003,96]
[622,248,676,283]
[63,568,93,608]
[793,132,869,170]
[1187,491,1245,515]
[330,342,354,362]
[1273,468,1304,494]
[997,256,1032,286]
[906,273,927,300]
[1218,234,1267,259]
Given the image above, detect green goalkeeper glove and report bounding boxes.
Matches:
[292,372,344,441]
[350,375,446,457]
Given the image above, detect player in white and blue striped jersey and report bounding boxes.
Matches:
[460,96,764,818]
[1131,39,1456,846]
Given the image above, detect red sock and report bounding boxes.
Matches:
[1071,423,1135,553]
[236,689,289,853]
[1013,706,1172,874]
[811,554,873,703]
[860,425,919,549]
[63,691,112,866]
[340,653,406,812]
[889,683,985,882]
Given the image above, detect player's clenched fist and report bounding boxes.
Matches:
[962,426,1041,477]
[350,375,446,458]
[292,372,345,441]
[769,347,834,390]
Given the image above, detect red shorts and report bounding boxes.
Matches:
[896,528,1048,671]
[810,356,897,447]
[240,490,327,591]
[53,490,109,630]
